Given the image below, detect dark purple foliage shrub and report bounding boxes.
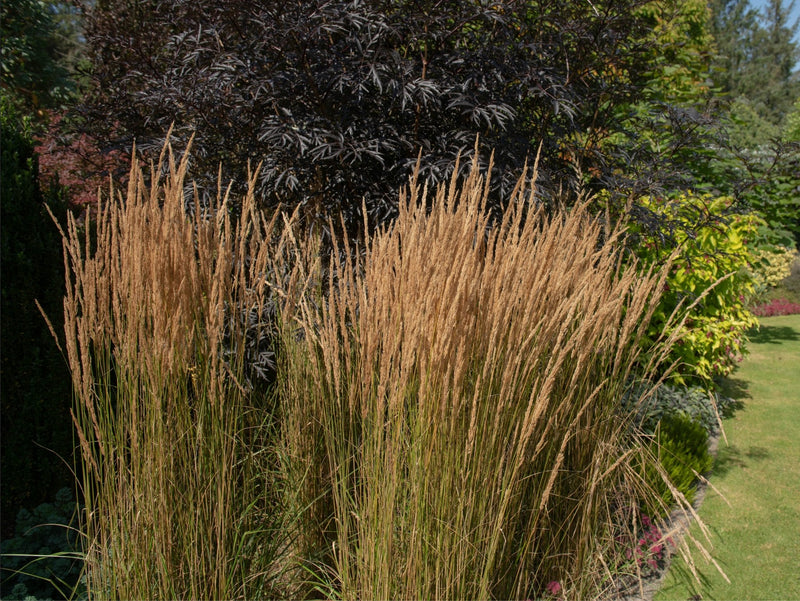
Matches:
[77,0,673,237]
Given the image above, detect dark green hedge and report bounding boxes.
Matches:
[1,98,75,540]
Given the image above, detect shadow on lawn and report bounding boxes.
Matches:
[715,377,749,418]
[746,325,800,345]
[712,444,771,478]
[707,339,777,477]
[660,556,718,600]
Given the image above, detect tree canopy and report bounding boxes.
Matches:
[78,0,711,234]
[710,0,800,131]
[0,0,83,113]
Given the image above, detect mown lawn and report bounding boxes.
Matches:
[656,314,800,600]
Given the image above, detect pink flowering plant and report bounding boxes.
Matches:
[545,580,563,599]
[525,579,563,601]
[613,514,673,578]
[752,298,800,317]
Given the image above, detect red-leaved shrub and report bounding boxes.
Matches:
[752,298,800,317]
[35,112,128,211]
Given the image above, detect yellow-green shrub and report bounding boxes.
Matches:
[749,245,798,292]
[632,193,759,385]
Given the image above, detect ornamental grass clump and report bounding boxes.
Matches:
[56,142,716,600]
[275,154,702,599]
[56,140,300,600]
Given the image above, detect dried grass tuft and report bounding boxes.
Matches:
[276,153,695,599]
[60,143,711,600]
[61,140,298,599]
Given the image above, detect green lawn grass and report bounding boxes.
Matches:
[655,314,800,600]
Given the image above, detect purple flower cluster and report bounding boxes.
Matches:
[616,514,673,575]
[752,298,800,317]
[545,580,562,598]
[524,580,562,601]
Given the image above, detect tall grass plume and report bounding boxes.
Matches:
[58,140,295,599]
[276,153,698,599]
[56,143,713,600]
